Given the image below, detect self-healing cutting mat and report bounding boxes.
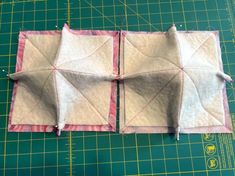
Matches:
[0,0,235,175]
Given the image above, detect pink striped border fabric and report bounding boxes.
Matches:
[8,27,119,133]
[119,30,232,134]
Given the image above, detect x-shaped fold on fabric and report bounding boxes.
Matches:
[8,24,233,140]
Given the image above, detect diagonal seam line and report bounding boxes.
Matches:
[183,70,224,125]
[125,37,181,69]
[56,38,112,68]
[57,71,112,126]
[13,71,54,124]
[26,37,53,66]
[181,32,223,125]
[121,70,181,132]
[183,33,213,67]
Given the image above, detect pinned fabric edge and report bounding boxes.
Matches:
[8,24,233,139]
[119,25,233,140]
[8,24,119,135]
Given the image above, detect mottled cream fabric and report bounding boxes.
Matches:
[120,25,233,139]
[9,25,115,135]
[9,24,233,139]
[10,34,61,126]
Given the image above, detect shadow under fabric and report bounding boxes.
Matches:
[8,24,119,135]
[119,25,233,140]
[8,24,233,140]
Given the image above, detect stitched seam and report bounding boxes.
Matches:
[182,33,213,67]
[125,37,181,69]
[122,32,126,130]
[26,37,53,66]
[14,71,53,124]
[183,70,223,125]
[121,71,181,132]
[9,31,27,128]
[180,32,223,125]
[56,38,112,68]
[58,71,111,126]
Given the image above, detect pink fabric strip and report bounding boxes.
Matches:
[9,27,119,132]
[9,28,232,134]
[120,30,233,134]
[64,23,118,37]
[121,87,232,134]
[8,30,60,132]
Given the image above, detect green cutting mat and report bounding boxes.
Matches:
[0,0,235,175]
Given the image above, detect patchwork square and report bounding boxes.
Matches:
[9,24,233,139]
[119,25,233,139]
[8,24,119,135]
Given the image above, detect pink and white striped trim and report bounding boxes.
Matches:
[9,27,119,133]
[120,30,233,134]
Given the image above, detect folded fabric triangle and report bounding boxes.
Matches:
[119,25,233,140]
[9,24,233,139]
[9,24,119,135]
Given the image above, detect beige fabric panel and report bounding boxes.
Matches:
[11,70,57,125]
[55,71,109,125]
[11,28,114,129]
[25,34,61,67]
[120,26,229,133]
[122,70,182,128]
[56,28,113,76]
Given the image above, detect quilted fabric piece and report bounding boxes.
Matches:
[8,24,119,135]
[9,24,233,139]
[119,25,233,139]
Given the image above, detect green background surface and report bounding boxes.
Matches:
[0,0,235,175]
